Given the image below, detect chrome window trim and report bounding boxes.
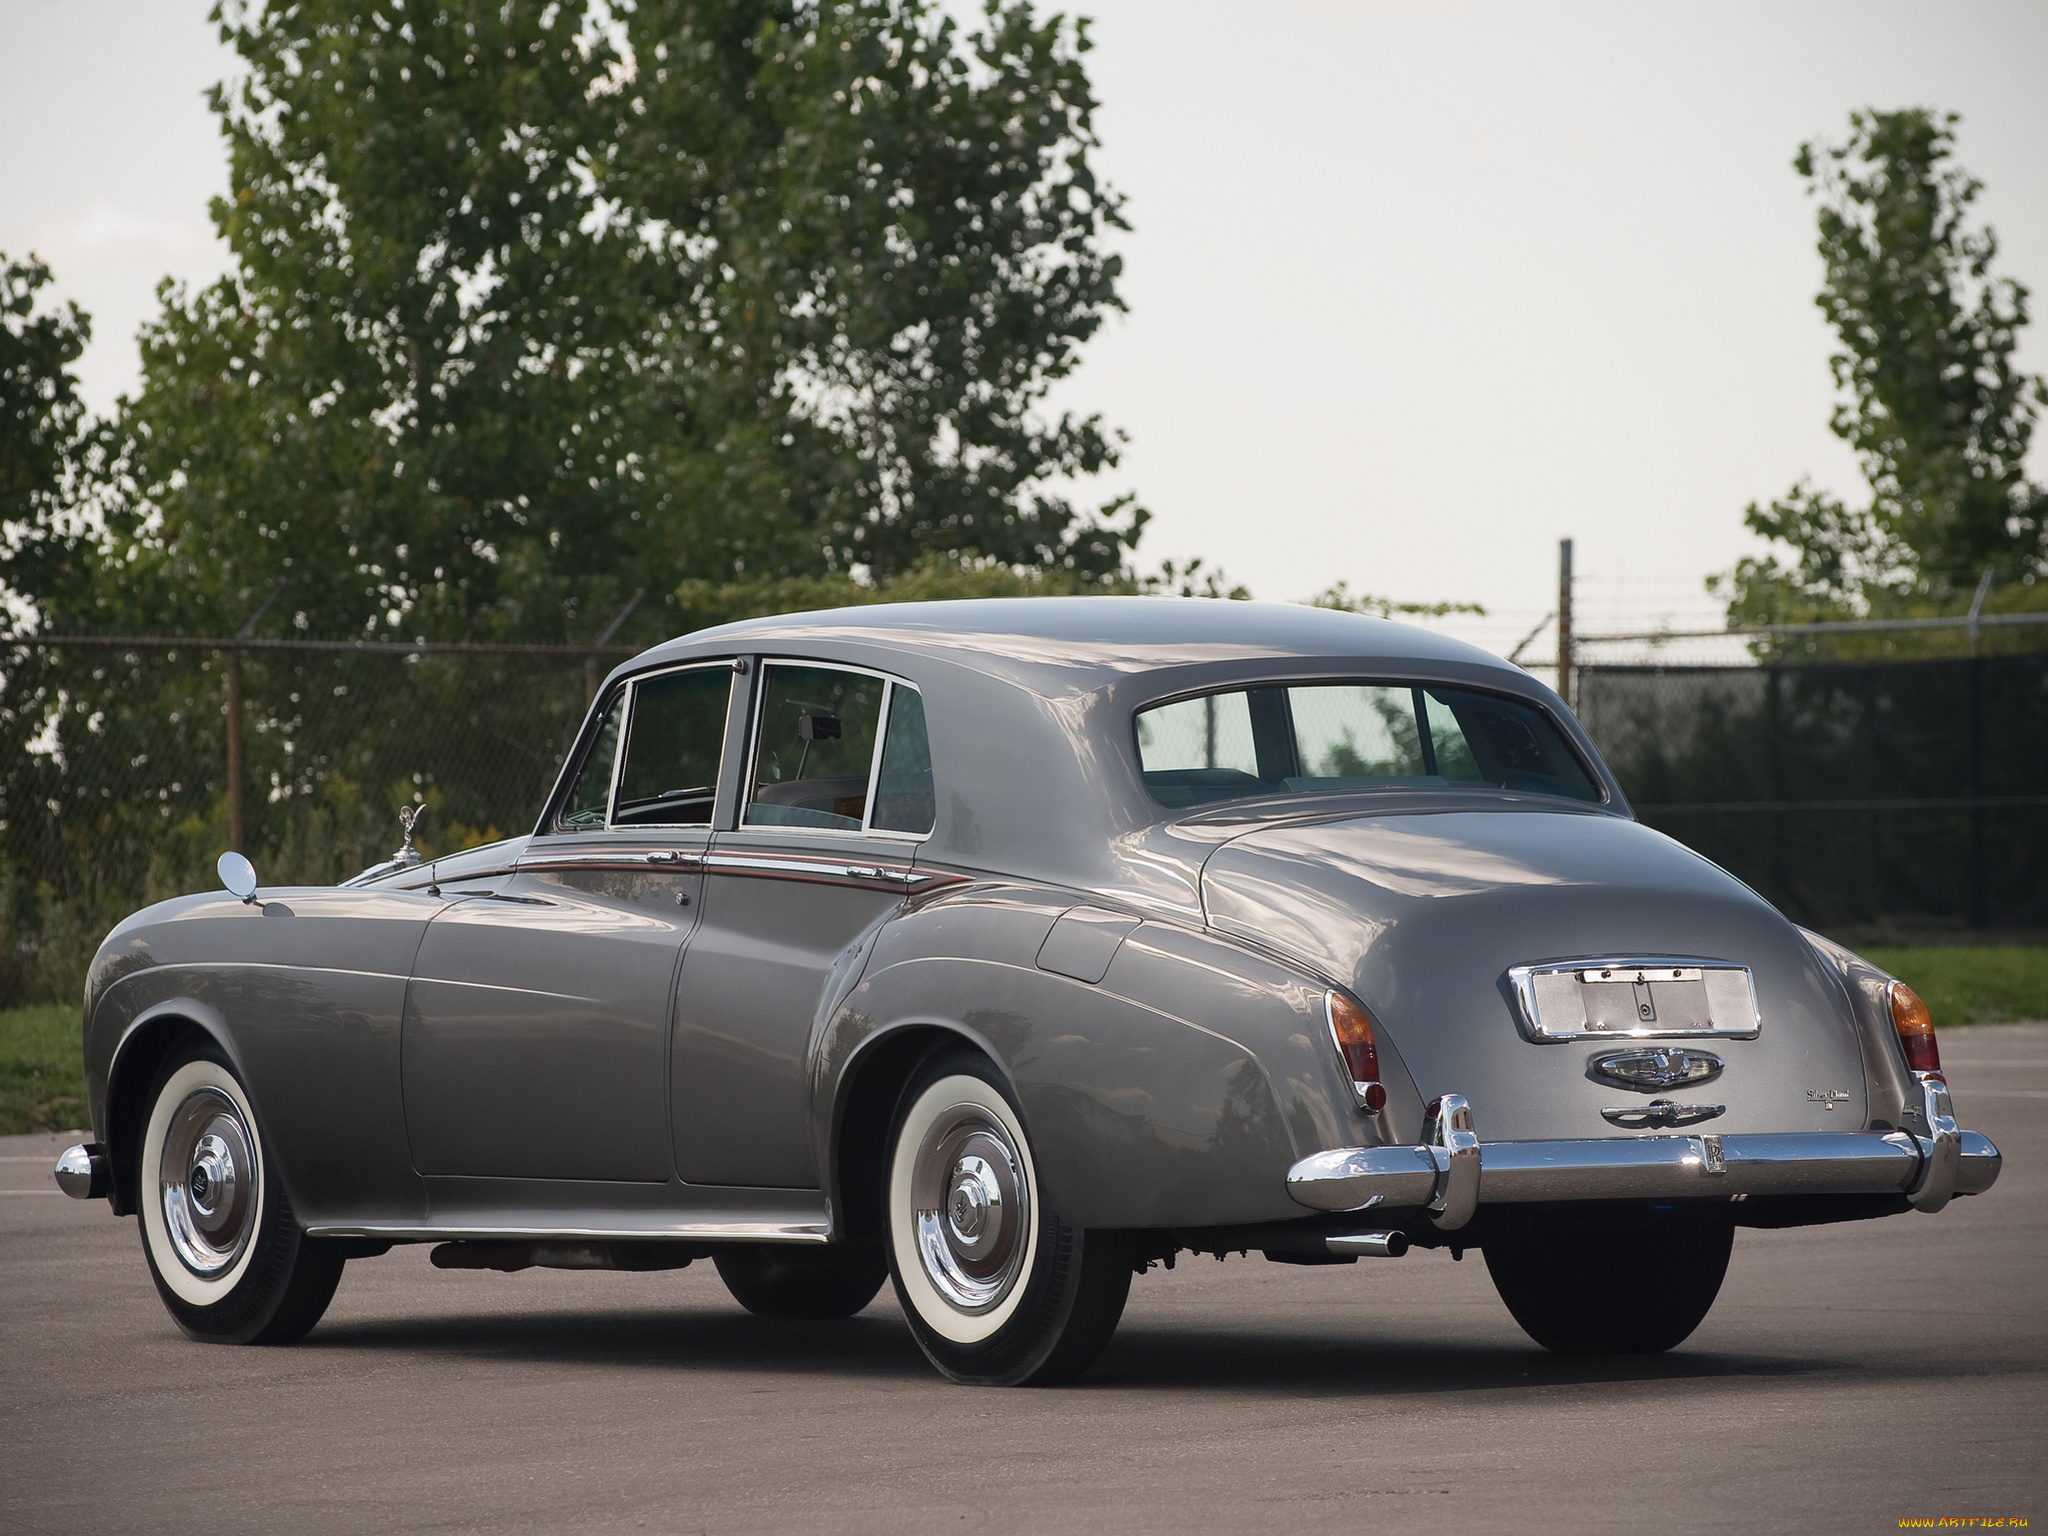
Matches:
[734,657,932,844]
[603,677,633,827]
[861,679,897,836]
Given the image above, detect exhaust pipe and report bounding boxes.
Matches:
[1326,1230,1410,1258]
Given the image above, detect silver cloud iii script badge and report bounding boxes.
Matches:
[1589,1047,1724,1093]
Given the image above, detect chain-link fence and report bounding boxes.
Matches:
[0,636,630,1004]
[1575,654,2048,936]
[7,630,2046,1005]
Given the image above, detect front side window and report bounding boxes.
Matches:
[612,666,735,827]
[560,693,625,828]
[1135,682,1600,808]
[744,664,934,835]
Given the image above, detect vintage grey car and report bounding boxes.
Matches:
[56,599,2001,1385]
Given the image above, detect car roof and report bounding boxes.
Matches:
[629,597,1522,698]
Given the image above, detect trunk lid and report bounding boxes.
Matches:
[1200,806,1869,1141]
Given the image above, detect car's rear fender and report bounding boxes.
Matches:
[818,889,1383,1230]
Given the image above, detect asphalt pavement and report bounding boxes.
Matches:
[3,1023,2044,1535]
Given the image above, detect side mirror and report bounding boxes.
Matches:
[217,850,259,904]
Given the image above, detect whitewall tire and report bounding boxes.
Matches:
[884,1048,1132,1385]
[136,1040,343,1344]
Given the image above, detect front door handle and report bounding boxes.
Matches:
[645,850,705,869]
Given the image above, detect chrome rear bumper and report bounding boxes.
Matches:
[1287,1081,2000,1230]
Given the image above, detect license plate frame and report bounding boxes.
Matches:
[1507,957,1761,1042]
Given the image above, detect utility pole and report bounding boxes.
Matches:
[1557,538,1575,708]
[224,578,288,853]
[585,589,645,708]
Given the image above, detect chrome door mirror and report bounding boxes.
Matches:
[217,850,259,904]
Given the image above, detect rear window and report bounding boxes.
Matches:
[1134,683,1601,808]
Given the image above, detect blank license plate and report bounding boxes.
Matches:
[1512,961,1761,1042]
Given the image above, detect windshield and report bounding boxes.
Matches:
[1134,682,1602,808]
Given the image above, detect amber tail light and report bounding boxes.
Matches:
[1326,991,1388,1112]
[1889,981,1942,1076]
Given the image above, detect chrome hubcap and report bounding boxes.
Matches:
[913,1109,1029,1312]
[160,1088,257,1277]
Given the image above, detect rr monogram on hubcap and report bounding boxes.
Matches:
[912,1107,1030,1312]
[159,1088,258,1277]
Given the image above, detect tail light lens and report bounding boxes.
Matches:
[1326,991,1387,1112]
[1889,981,1941,1076]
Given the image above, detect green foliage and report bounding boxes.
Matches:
[1717,109,2047,653]
[1863,945,2048,1026]
[1,255,90,543]
[95,0,1143,651]
[0,1003,87,1135]
[675,550,1249,627]
[0,253,104,636]
[1308,581,1485,621]
[0,2,1154,1004]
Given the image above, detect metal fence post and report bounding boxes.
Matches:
[585,589,644,709]
[1766,664,1787,907]
[224,579,288,854]
[1557,538,1574,707]
[1969,655,1986,928]
[224,644,244,852]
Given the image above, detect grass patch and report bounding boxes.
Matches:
[1863,946,2048,1027]
[0,1004,88,1135]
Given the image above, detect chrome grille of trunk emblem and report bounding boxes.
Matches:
[1589,1047,1724,1092]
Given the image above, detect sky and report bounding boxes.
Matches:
[3,0,2045,667]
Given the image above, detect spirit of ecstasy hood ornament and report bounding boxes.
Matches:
[395,804,427,867]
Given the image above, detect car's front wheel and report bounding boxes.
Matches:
[885,1049,1132,1386]
[1483,1216,1734,1354]
[136,1039,344,1344]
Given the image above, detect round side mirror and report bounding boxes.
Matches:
[217,850,259,903]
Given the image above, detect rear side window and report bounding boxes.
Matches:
[743,664,935,835]
[870,684,936,835]
[1135,682,1599,808]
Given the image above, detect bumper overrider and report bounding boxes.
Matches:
[1286,1078,2000,1232]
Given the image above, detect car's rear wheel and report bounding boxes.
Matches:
[884,1048,1132,1386]
[714,1244,888,1319]
[1483,1216,1734,1354]
[137,1040,344,1344]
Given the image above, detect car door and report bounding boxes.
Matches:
[400,660,737,1183]
[672,660,937,1188]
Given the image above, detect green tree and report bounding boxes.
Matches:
[0,254,97,629]
[97,0,1141,649]
[1307,580,1483,622]
[1716,109,2046,639]
[0,257,133,1003]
